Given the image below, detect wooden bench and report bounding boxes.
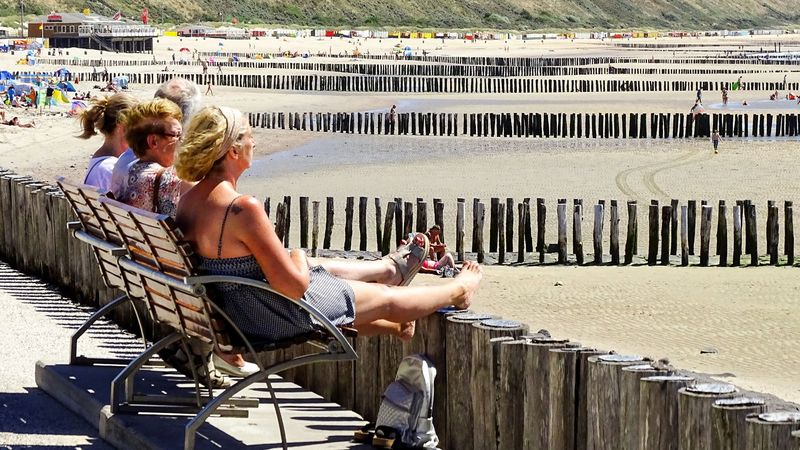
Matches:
[59,179,358,449]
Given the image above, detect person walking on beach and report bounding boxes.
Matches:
[696,87,702,103]
[711,129,721,154]
[201,59,208,75]
[721,88,728,105]
[205,79,214,96]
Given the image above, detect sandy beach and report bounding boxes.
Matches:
[0,34,798,405]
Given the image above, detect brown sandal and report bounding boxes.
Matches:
[386,233,430,286]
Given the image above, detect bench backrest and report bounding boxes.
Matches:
[97,196,220,346]
[57,178,130,292]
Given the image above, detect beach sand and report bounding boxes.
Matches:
[0,35,798,405]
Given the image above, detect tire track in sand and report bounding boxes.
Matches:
[642,148,716,198]
[614,149,697,199]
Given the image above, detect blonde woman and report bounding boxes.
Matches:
[117,98,193,217]
[174,106,482,344]
[79,92,137,190]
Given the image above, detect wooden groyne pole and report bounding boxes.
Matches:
[711,397,766,450]
[678,383,738,450]
[639,375,695,450]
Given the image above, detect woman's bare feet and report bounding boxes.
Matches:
[453,261,482,310]
[398,321,416,342]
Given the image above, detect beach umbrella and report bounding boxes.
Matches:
[54,67,71,77]
[179,47,190,52]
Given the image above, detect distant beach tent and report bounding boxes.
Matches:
[0,70,14,81]
[113,76,129,89]
[69,99,87,116]
[179,47,190,52]
[54,67,71,78]
[57,81,76,92]
[403,45,413,57]
[732,80,742,90]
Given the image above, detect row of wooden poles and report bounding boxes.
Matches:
[35,57,800,78]
[251,110,800,139]
[195,51,800,67]
[264,195,796,267]
[61,70,795,94]
[1,170,799,449]
[264,312,800,450]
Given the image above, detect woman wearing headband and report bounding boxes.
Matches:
[174,106,482,343]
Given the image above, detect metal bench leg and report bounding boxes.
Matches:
[70,294,148,365]
[184,372,287,450]
[110,331,180,413]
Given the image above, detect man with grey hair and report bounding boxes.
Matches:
[108,77,202,197]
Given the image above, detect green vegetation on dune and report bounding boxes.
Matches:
[0,0,798,30]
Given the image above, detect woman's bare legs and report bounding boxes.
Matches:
[349,261,482,326]
[436,253,456,270]
[308,257,402,284]
[356,319,416,341]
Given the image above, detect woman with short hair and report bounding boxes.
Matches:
[79,92,137,190]
[117,98,192,217]
[174,106,482,343]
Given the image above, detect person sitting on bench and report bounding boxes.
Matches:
[174,106,483,343]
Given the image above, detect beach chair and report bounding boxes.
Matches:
[89,196,358,450]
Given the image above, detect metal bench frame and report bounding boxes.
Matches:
[59,182,358,450]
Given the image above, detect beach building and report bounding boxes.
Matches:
[177,25,215,37]
[27,12,157,52]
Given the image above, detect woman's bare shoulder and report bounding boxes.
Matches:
[230,195,267,219]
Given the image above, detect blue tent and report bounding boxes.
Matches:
[54,67,70,77]
[58,81,76,92]
[0,70,14,81]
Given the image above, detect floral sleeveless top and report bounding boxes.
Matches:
[118,161,182,218]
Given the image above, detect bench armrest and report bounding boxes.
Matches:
[185,274,355,352]
[72,229,128,256]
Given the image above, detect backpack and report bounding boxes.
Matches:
[371,354,439,449]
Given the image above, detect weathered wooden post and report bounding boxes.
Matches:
[679,383,738,450]
[537,198,546,262]
[639,375,695,450]
[745,412,800,450]
[497,339,528,450]
[471,319,528,450]
[274,203,286,243]
[416,200,427,233]
[688,200,697,254]
[518,203,526,263]
[594,203,604,264]
[311,201,320,257]
[558,201,567,264]
[661,205,671,265]
[394,199,404,248]
[344,196,354,251]
[748,204,758,266]
[498,203,506,264]
[574,203,584,265]
[681,205,689,266]
[524,336,570,450]
[374,198,383,252]
[403,201,414,240]
[472,198,480,252]
[620,363,671,450]
[324,197,334,249]
[624,201,637,264]
[711,397,767,450]
[282,195,292,247]
[476,202,485,263]
[671,199,679,255]
[506,197,514,252]
[610,200,620,265]
[700,205,712,266]
[456,199,465,261]
[586,354,646,449]
[786,201,794,265]
[358,196,368,251]
[733,205,742,266]
[490,197,499,252]
[381,201,395,255]
[648,202,659,265]
[718,201,728,266]
[769,204,779,265]
[299,196,309,248]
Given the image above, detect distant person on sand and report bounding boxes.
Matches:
[696,88,702,103]
[205,79,214,96]
[721,88,728,105]
[711,130,721,154]
[201,59,208,75]
[2,116,35,128]
[690,100,704,118]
